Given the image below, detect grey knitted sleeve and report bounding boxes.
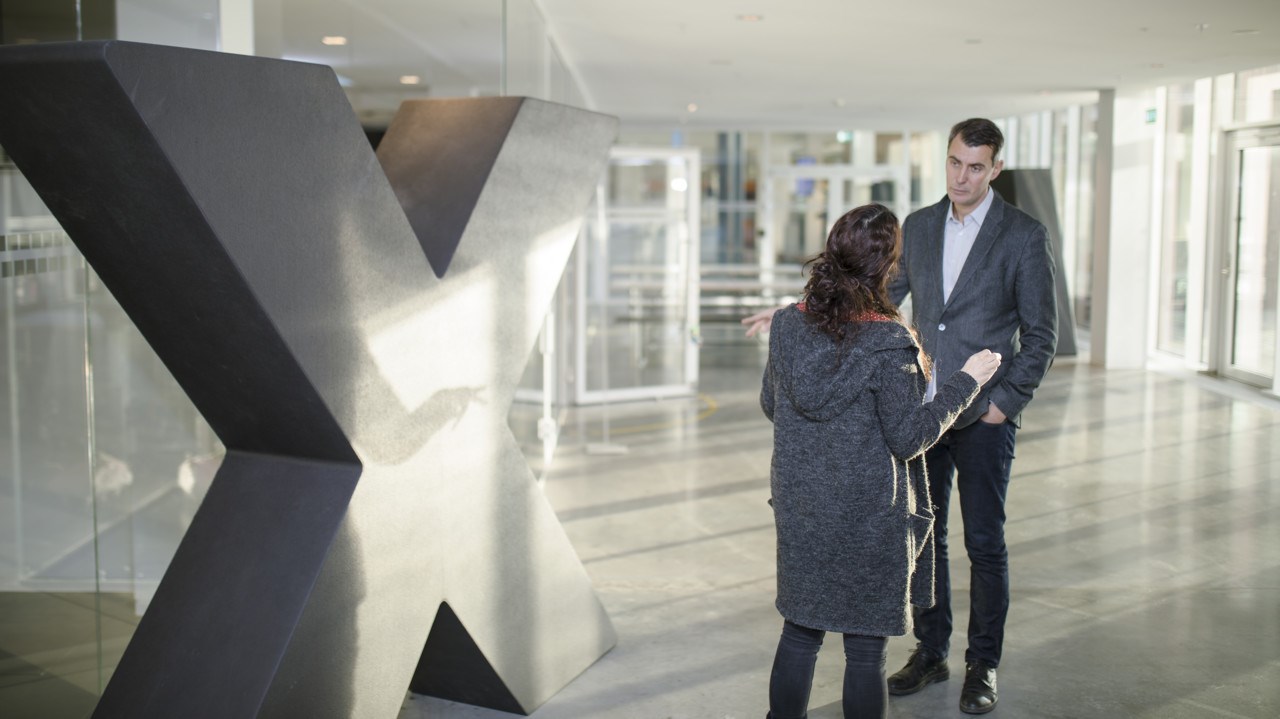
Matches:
[874,348,981,461]
[760,357,776,421]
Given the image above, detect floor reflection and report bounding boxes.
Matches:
[408,349,1280,719]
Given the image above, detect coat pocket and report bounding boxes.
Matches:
[907,508,937,608]
[907,509,934,561]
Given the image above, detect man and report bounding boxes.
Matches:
[883,117,1057,714]
[742,118,1057,714]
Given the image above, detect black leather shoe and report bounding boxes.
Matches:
[959,661,998,714]
[887,646,949,695]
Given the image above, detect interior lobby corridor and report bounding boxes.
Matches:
[402,344,1280,719]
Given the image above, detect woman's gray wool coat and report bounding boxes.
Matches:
[762,305,980,637]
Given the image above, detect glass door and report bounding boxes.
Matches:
[1218,126,1280,390]
[575,147,700,403]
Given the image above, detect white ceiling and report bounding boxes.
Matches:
[277,0,1280,131]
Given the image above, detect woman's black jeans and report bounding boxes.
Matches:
[767,620,888,718]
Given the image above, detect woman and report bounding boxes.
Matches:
[761,203,1000,718]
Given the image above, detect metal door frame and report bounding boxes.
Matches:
[573,146,701,404]
[1212,122,1280,392]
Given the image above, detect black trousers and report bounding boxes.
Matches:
[913,418,1017,666]
[768,620,888,719]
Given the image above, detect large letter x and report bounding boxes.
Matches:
[0,41,618,717]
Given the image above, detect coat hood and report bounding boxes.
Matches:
[769,305,918,422]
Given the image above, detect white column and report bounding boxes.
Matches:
[1062,106,1080,298]
[1090,90,1115,366]
[1201,74,1237,372]
[1039,110,1053,168]
[219,0,254,55]
[900,131,912,218]
[1099,87,1161,369]
[1182,77,1214,369]
[1146,87,1166,357]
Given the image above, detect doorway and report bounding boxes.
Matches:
[574,147,701,403]
[1216,125,1280,391]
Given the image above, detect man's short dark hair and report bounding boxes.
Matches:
[949,118,1004,162]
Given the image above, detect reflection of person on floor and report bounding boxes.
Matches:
[750,118,1058,715]
[761,203,1000,719]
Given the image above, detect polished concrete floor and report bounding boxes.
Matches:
[403,343,1280,719]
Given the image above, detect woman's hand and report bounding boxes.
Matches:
[961,349,1002,386]
[741,307,781,338]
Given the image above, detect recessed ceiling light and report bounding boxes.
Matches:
[322,36,348,46]
[687,103,699,113]
[737,14,763,22]
[1195,23,1210,32]
[400,75,421,85]
[1232,29,1260,35]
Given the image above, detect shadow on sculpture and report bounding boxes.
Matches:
[0,40,619,717]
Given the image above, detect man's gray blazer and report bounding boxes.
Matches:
[889,191,1058,429]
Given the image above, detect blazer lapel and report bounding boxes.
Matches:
[943,190,1006,311]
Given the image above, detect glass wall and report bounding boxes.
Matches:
[619,121,1097,349]
[0,3,222,712]
[0,203,105,716]
[1140,64,1280,389]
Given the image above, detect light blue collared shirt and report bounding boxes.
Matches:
[942,186,995,303]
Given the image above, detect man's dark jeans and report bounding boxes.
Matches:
[914,417,1017,667]
[768,620,888,718]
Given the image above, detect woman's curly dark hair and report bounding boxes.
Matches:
[802,203,902,343]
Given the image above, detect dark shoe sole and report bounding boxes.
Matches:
[959,699,997,715]
[887,667,949,696]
